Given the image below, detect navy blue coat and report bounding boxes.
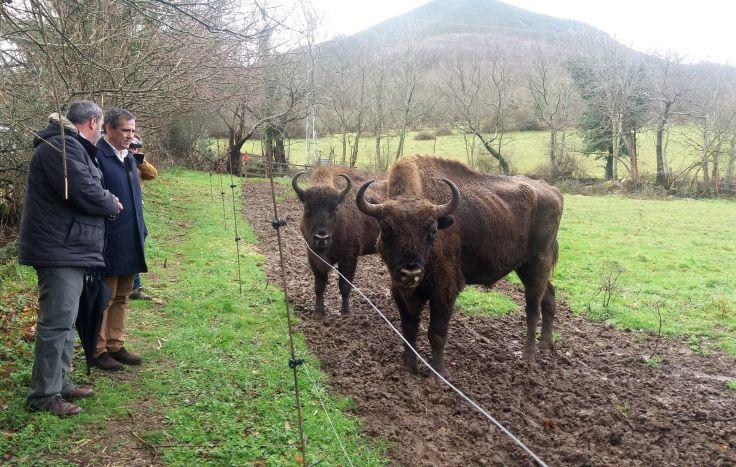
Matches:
[96,139,148,277]
[18,120,120,268]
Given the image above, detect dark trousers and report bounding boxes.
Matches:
[27,267,86,409]
[133,273,141,290]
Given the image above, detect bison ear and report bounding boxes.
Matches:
[437,216,454,230]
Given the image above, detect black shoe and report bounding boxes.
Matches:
[109,347,143,365]
[129,287,152,300]
[92,352,124,371]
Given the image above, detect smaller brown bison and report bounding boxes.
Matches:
[356,155,563,374]
[292,167,386,317]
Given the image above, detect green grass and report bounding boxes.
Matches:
[0,170,386,465]
[456,286,519,317]
[231,125,700,179]
[556,195,736,355]
[2,168,735,464]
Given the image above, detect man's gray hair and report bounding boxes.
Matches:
[65,100,103,124]
[103,107,135,129]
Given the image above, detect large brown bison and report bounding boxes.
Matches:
[292,167,386,317]
[356,155,563,374]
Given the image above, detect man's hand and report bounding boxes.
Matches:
[115,196,123,213]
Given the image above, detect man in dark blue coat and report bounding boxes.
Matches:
[92,108,148,371]
[19,101,122,415]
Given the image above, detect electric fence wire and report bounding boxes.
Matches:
[285,224,549,467]
[263,291,356,467]
[301,361,356,467]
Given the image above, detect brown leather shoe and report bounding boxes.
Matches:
[129,287,152,300]
[92,352,124,371]
[109,347,142,365]
[62,387,94,400]
[31,396,82,416]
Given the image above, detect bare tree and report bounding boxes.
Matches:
[438,46,515,174]
[682,65,736,193]
[650,51,688,187]
[525,44,578,180]
[569,34,650,182]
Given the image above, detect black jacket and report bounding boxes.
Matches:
[96,139,147,276]
[18,117,119,268]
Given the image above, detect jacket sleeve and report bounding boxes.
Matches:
[40,137,120,216]
[138,160,158,181]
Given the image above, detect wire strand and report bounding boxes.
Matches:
[286,224,548,467]
[301,362,356,467]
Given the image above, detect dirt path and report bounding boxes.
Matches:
[244,180,736,466]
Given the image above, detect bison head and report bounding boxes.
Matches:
[356,178,459,289]
[292,171,351,251]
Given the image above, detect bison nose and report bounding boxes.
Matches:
[313,231,331,248]
[398,266,423,286]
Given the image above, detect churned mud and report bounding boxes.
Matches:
[244,179,736,466]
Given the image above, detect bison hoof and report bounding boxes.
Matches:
[523,349,537,367]
[402,352,418,374]
[539,340,555,355]
[340,305,351,315]
[312,307,325,319]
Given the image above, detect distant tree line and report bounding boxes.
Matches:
[2,1,736,229]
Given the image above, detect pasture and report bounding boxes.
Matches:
[237,126,699,179]
[1,169,734,465]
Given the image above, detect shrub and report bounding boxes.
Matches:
[414,130,436,141]
[435,126,453,137]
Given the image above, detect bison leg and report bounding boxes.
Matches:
[313,268,328,317]
[393,289,425,374]
[517,261,553,365]
[428,300,453,378]
[539,282,556,354]
[337,257,358,315]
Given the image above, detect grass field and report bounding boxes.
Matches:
[0,170,386,465]
[556,195,736,355]
[1,168,734,464]
[235,126,699,179]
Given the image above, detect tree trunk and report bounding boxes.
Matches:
[725,137,735,188]
[655,101,671,186]
[228,145,242,176]
[605,147,614,181]
[396,130,406,161]
[375,127,381,163]
[549,129,558,181]
[624,131,639,181]
[341,129,347,165]
[476,132,510,175]
[351,131,361,168]
[611,118,620,180]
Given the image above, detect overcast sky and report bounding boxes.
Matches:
[304,0,736,64]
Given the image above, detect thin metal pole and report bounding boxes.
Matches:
[263,144,307,460]
[229,171,243,294]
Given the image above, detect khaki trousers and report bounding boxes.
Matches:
[95,274,135,357]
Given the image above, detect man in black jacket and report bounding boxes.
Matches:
[18,100,122,416]
[92,108,147,371]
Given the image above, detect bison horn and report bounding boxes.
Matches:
[355,179,382,217]
[434,178,460,218]
[336,173,352,202]
[291,170,307,201]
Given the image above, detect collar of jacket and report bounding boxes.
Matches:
[48,113,78,135]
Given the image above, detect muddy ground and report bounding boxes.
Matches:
[243,180,736,466]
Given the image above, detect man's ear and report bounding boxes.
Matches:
[437,216,454,229]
